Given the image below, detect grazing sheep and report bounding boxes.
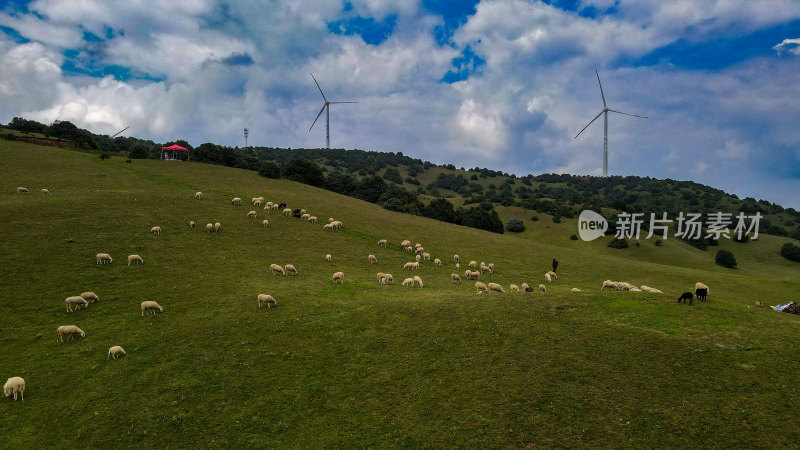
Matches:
[253,198,263,207]
[4,377,25,401]
[523,283,535,293]
[325,254,332,262]
[678,292,694,305]
[404,246,414,252]
[258,294,277,309]
[301,213,310,221]
[283,208,292,216]
[329,218,335,223]
[538,284,546,292]
[189,221,195,228]
[140,301,163,315]
[617,282,634,291]
[96,253,113,265]
[285,264,297,276]
[378,239,387,247]
[299,209,306,215]
[413,276,423,288]
[451,273,461,283]
[383,274,394,285]
[629,287,642,292]
[215,222,221,232]
[377,272,386,283]
[331,221,343,230]
[368,254,377,264]
[262,219,269,228]
[601,280,618,290]
[401,240,411,248]
[434,258,442,267]
[422,252,431,261]
[454,255,460,264]
[402,277,415,287]
[41,188,51,195]
[308,216,318,224]
[546,271,557,280]
[695,288,708,302]
[195,192,202,200]
[403,262,417,270]
[415,254,421,262]
[81,292,99,304]
[488,263,495,273]
[127,254,143,266]
[107,346,126,360]
[65,296,88,312]
[545,273,552,283]
[264,205,271,213]
[57,325,85,342]
[16,187,29,194]
[231,197,242,206]
[571,288,582,292]
[755,301,763,307]
[475,282,488,294]
[322,224,332,231]
[488,283,504,293]
[465,270,480,280]
[150,226,161,235]
[480,264,491,274]
[469,261,477,268]
[270,264,286,276]
[455,263,460,269]
[247,210,257,218]
[415,247,424,255]
[510,285,519,292]
[332,272,344,284]
[206,223,213,232]
[640,285,662,293]
[695,282,709,296]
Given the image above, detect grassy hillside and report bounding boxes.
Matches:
[1,141,799,448]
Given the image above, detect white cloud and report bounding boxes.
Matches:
[774,37,800,55]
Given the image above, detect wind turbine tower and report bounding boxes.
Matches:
[309,74,357,149]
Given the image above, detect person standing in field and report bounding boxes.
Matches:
[552,257,559,273]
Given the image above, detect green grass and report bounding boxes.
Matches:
[2,141,800,448]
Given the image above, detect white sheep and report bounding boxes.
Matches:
[285,264,297,276]
[81,292,99,303]
[377,272,386,283]
[65,296,88,312]
[488,263,495,273]
[325,254,332,262]
[368,254,377,264]
[415,254,421,262]
[455,263,460,269]
[545,273,552,283]
[206,223,213,232]
[469,261,477,268]
[695,282,709,293]
[617,282,634,291]
[329,218,335,223]
[301,213,310,221]
[96,253,113,265]
[332,272,344,284]
[546,271,557,280]
[41,188,51,195]
[258,294,277,309]
[150,226,161,235]
[107,346,126,360]
[404,262,416,270]
[247,210,257,218]
[640,285,663,293]
[308,216,317,224]
[401,240,411,248]
[57,325,85,342]
[475,282,488,294]
[423,252,431,261]
[402,277,415,287]
[601,280,618,290]
[539,284,546,292]
[4,377,25,401]
[16,187,29,194]
[488,283,504,293]
[231,197,242,206]
[270,264,286,276]
[629,287,642,292]
[263,219,269,228]
[383,274,393,285]
[283,208,292,216]
[480,264,492,274]
[253,198,263,207]
[322,223,332,231]
[214,222,221,232]
[434,258,442,267]
[331,221,342,230]
[195,192,202,200]
[128,254,143,266]
[415,247,424,255]
[454,255,460,264]
[264,205,271,213]
[378,239,387,247]
[413,276,423,288]
[571,288,582,292]
[510,285,519,292]
[299,209,306,215]
[451,273,461,283]
[189,221,195,228]
[140,301,163,316]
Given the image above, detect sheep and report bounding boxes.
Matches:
[488,283,504,293]
[262,219,269,228]
[16,187,29,194]
[465,270,479,280]
[678,292,694,305]
[253,198,263,207]
[285,264,297,276]
[545,273,552,283]
[434,258,442,267]
[402,277,415,287]
[214,222,221,232]
[41,188,51,195]
[421,252,430,261]
[413,276,423,288]
[299,209,306,215]
[455,263,460,269]
[270,264,286,276]
[454,255,460,264]
[475,282,488,294]
[266,201,273,209]
[247,210,257,218]
[301,213,310,221]
[332,272,344,284]
[231,197,242,206]
[415,247,424,255]
[400,240,411,248]
[65,296,88,312]
[377,272,386,283]
[107,346,126,360]
[451,273,461,283]
[378,239,388,247]
[510,285,519,293]
[469,261,477,268]
[331,221,342,230]
[488,263,495,273]
[4,377,25,401]
[383,274,393,285]
[695,282,709,298]
[601,280,618,290]
[151,226,161,235]
[368,254,377,264]
[521,283,530,292]
[539,284,546,292]
[140,301,163,316]
[695,288,708,302]
[81,292,99,304]
[96,253,113,265]
[308,216,317,224]
[404,246,414,252]
[206,223,213,232]
[127,254,143,266]
[617,282,634,291]
[571,288,582,292]
[257,294,277,309]
[322,223,332,231]
[403,262,416,270]
[629,287,642,292]
[415,254,421,262]
[329,218,335,223]
[195,192,202,200]
[57,325,85,342]
[480,264,491,274]
[283,208,292,216]
[546,271,557,280]
[325,254,332,262]
[640,285,662,293]
[189,221,195,228]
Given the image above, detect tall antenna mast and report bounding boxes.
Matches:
[244,128,249,149]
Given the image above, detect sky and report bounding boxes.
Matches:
[1,0,799,208]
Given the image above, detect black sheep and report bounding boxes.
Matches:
[292,208,302,218]
[695,288,708,302]
[678,292,694,305]
[278,203,287,209]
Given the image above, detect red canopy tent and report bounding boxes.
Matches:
[161,144,189,161]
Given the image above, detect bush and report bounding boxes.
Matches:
[99,153,110,160]
[531,215,539,221]
[655,239,663,246]
[608,238,629,249]
[552,215,561,224]
[569,234,578,240]
[505,217,525,232]
[715,249,737,268]
[780,243,800,262]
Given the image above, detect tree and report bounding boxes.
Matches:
[355,176,387,203]
[423,198,455,223]
[325,171,359,195]
[780,243,800,262]
[455,206,504,234]
[258,161,281,179]
[505,217,525,232]
[715,249,737,268]
[129,143,150,159]
[282,159,325,187]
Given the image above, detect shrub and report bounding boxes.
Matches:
[715,249,737,268]
[780,243,800,262]
[569,234,578,240]
[99,153,110,160]
[531,215,539,221]
[505,217,525,232]
[608,238,629,249]
[258,161,281,179]
[552,215,561,224]
[655,239,663,246]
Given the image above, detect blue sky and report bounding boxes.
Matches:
[0,0,799,207]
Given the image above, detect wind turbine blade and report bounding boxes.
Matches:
[110,125,131,138]
[595,70,607,107]
[309,104,326,132]
[310,73,327,102]
[328,101,357,104]
[574,111,604,139]
[608,109,648,119]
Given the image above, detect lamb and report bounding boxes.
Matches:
[215,222,221,232]
[127,254,143,266]
[383,274,393,285]
[377,272,386,283]
[195,192,202,200]
[41,188,51,195]
[189,221,195,228]
[640,285,663,293]
[368,254,377,264]
[601,280,618,290]
[65,296,88,312]
[413,276,423,288]
[140,301,163,315]
[285,264,297,276]
[332,272,344,284]
[81,292,99,303]
[454,255,460,264]
[16,187,29,194]
[488,283,504,293]
[455,263,460,269]
[695,288,708,302]
[151,226,161,235]
[257,294,277,309]
[510,285,519,292]
[325,254,332,262]
[469,261,477,268]
[545,273,552,283]
[571,288,582,292]
[96,253,113,265]
[206,223,213,232]
[262,219,269,228]
[283,208,292,216]
[695,282,709,301]
[678,292,693,305]
[4,377,25,401]
[451,273,461,283]
[329,218,335,223]
[378,239,388,247]
[402,277,415,287]
[270,264,286,276]
[231,197,242,206]
[539,284,546,292]
[404,246,414,252]
[434,258,442,267]
[57,325,85,342]
[546,271,557,280]
[247,210,257,218]
[475,282,488,294]
[422,252,431,261]
[415,254,421,262]
[308,216,317,224]
[107,346,126,360]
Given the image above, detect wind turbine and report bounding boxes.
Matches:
[110,125,131,138]
[574,71,647,177]
[308,73,357,149]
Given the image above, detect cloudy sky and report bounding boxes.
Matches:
[1,0,799,207]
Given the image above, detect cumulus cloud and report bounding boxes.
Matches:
[774,37,800,55]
